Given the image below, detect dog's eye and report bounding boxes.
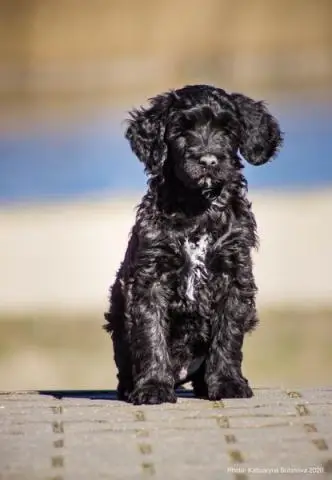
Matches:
[210,151,226,162]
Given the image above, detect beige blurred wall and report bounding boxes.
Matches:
[1,0,331,105]
[0,190,331,316]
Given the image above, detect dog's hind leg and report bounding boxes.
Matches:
[104,273,134,401]
[190,360,209,398]
[113,334,133,402]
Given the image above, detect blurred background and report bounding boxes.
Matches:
[0,0,331,391]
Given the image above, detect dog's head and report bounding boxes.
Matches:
[125,85,283,191]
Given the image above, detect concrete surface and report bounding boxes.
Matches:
[0,388,331,479]
[1,190,332,315]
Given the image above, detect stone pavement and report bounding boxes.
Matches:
[0,388,332,479]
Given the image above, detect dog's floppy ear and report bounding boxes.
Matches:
[231,93,283,165]
[125,93,171,175]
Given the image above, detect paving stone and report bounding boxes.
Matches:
[0,389,331,479]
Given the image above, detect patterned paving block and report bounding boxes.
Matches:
[1,389,332,479]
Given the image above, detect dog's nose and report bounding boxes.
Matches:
[200,154,218,166]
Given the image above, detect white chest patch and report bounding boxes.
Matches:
[184,234,209,301]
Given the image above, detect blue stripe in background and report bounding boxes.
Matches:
[1,104,331,203]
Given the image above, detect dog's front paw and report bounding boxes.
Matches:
[129,381,177,405]
[207,376,253,400]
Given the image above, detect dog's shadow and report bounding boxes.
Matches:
[39,388,195,401]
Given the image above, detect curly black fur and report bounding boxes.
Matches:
[104,84,283,405]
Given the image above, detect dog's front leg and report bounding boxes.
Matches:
[127,272,176,405]
[205,300,253,400]
[204,249,257,399]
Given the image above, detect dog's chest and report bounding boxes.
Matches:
[183,234,209,301]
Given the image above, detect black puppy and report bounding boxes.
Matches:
[105,84,282,404]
